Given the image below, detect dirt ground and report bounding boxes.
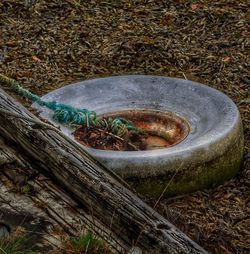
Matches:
[0,1,249,253]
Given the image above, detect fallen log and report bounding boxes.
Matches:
[0,87,208,254]
[0,135,126,253]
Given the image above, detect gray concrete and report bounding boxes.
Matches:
[34,75,244,197]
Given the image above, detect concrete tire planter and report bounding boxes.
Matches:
[36,75,244,198]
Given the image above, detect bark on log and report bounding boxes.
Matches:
[0,135,126,253]
[0,87,208,254]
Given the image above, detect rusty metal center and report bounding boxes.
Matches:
[102,109,190,150]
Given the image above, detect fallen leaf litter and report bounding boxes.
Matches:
[0,1,249,253]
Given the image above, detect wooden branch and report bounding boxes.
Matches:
[0,87,208,254]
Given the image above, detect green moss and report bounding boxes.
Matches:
[126,136,244,198]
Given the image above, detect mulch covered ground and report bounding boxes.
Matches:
[0,1,249,253]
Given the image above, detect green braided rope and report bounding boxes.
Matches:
[0,74,139,137]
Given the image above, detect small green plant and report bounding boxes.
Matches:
[0,235,38,254]
[67,0,82,8]
[66,231,109,254]
[20,184,31,194]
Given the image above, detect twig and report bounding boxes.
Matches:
[94,127,140,151]
[182,72,187,80]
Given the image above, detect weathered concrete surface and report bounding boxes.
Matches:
[35,75,244,197]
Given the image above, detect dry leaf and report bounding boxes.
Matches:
[191,3,198,10]
[223,56,231,63]
[32,55,41,62]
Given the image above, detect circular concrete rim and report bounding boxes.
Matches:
[35,75,244,197]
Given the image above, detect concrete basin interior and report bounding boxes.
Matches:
[100,109,190,150]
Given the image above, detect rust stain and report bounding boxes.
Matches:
[101,109,190,150]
